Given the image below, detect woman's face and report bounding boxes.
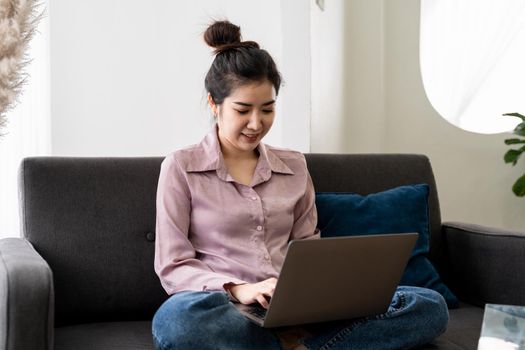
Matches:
[210,80,276,157]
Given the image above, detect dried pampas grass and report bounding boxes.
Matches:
[0,0,43,137]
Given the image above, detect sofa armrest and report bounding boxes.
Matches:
[0,238,54,350]
[443,222,525,307]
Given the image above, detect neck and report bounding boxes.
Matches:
[221,144,259,161]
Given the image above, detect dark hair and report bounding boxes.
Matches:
[204,20,282,105]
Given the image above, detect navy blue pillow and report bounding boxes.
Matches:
[315,184,459,308]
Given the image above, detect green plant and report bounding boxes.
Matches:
[503,112,525,196]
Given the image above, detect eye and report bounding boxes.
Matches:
[235,109,249,115]
[262,109,274,114]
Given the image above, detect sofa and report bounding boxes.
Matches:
[1,154,524,350]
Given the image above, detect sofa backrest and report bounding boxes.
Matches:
[19,157,166,326]
[19,154,442,327]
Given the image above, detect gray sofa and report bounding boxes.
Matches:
[1,154,524,350]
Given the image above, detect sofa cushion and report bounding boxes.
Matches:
[52,306,483,350]
[315,184,458,307]
[422,303,484,350]
[55,321,154,350]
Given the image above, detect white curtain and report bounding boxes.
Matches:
[420,0,525,134]
[0,5,51,239]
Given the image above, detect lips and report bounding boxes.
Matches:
[241,133,260,142]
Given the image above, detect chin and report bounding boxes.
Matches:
[237,142,258,153]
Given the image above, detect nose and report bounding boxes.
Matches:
[247,110,262,131]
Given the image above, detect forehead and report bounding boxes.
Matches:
[226,80,276,102]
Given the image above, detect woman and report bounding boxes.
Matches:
[152,20,448,350]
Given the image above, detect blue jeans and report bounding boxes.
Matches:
[152,286,449,350]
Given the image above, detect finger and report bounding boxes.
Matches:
[264,277,278,286]
[256,294,270,309]
[261,279,277,291]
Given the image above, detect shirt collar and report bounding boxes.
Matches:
[184,124,294,183]
[184,125,222,173]
[257,140,294,175]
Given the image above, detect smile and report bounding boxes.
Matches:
[242,133,260,141]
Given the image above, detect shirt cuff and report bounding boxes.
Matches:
[223,282,247,302]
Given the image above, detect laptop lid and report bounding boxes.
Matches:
[258,233,418,328]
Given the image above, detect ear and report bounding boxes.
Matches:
[207,93,218,116]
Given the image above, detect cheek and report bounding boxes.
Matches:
[264,116,275,129]
[218,116,243,136]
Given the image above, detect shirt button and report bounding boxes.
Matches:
[251,197,258,201]
[264,254,270,261]
[256,225,263,231]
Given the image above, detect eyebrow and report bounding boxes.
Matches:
[232,100,275,107]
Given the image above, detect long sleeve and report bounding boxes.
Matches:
[289,160,321,241]
[154,154,246,295]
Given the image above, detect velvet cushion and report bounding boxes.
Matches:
[315,184,458,308]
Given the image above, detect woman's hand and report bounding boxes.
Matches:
[226,277,277,309]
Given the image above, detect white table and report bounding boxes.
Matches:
[478,304,525,350]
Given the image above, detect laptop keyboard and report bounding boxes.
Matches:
[246,305,267,320]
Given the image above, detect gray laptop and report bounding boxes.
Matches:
[234,233,418,328]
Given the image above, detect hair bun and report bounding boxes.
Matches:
[204,21,242,48]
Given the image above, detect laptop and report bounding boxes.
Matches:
[234,233,418,328]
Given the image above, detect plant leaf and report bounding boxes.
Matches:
[503,112,525,121]
[504,149,524,165]
[504,138,525,145]
[512,174,525,197]
[514,123,525,137]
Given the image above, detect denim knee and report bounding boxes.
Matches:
[427,290,449,338]
[151,291,281,350]
[403,286,449,339]
[152,291,229,350]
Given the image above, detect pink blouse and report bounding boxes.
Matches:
[154,125,320,295]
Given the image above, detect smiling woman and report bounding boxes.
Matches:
[211,81,276,186]
[150,19,449,350]
[210,82,275,153]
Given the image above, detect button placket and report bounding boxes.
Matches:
[251,189,265,237]
[248,188,260,202]
[248,188,270,266]
[261,247,274,269]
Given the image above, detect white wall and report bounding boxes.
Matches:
[383,0,525,230]
[311,0,346,152]
[280,0,311,151]
[49,0,310,156]
[312,0,525,231]
[311,0,385,153]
